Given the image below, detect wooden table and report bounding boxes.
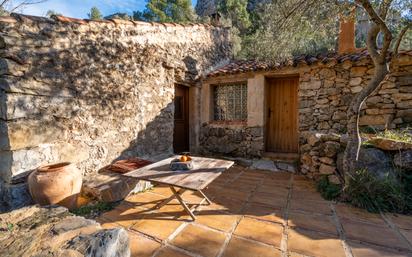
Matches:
[124,156,234,220]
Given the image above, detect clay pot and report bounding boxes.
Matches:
[28,162,82,210]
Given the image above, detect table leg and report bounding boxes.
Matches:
[170,186,196,221]
[197,190,212,205]
[154,187,185,209]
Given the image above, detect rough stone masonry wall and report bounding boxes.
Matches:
[298,54,412,178]
[0,14,232,210]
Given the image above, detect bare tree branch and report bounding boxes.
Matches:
[10,0,47,13]
[356,0,393,63]
[394,23,412,56]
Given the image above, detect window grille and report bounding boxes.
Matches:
[213,82,247,121]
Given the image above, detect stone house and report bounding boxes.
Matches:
[0,13,411,210]
[197,20,412,181]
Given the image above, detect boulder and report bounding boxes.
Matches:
[319,164,336,175]
[368,138,412,151]
[354,148,395,179]
[0,205,130,257]
[394,150,412,170]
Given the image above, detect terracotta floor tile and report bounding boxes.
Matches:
[171,224,227,257]
[400,229,412,244]
[222,236,282,257]
[205,196,246,213]
[233,217,283,246]
[335,204,386,226]
[125,192,169,209]
[288,211,338,235]
[256,185,290,196]
[341,219,410,250]
[248,192,288,209]
[349,241,412,257]
[99,206,146,228]
[194,210,240,232]
[289,199,332,215]
[128,231,161,257]
[155,247,192,257]
[130,214,183,240]
[243,203,284,224]
[291,189,325,201]
[387,214,412,230]
[287,228,346,257]
[265,172,292,180]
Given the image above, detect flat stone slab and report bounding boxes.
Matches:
[251,160,279,172]
[275,162,297,173]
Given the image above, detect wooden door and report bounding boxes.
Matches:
[266,77,299,153]
[173,85,189,153]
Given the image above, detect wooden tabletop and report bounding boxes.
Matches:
[123,156,234,190]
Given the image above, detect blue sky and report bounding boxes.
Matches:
[16,0,197,18]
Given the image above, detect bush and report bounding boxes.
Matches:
[345,169,412,214]
[316,176,342,200]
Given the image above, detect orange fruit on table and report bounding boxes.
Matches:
[180,156,188,162]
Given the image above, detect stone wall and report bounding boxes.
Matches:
[0,14,232,210]
[199,124,263,157]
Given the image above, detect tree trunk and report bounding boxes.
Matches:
[342,62,389,182]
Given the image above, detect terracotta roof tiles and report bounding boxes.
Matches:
[206,49,412,78]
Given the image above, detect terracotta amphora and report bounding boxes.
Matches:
[28,162,82,210]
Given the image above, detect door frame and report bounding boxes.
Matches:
[173,84,190,153]
[264,75,300,153]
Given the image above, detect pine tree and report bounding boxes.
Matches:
[88,6,103,20]
[133,0,195,23]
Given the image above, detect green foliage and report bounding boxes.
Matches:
[46,10,62,18]
[316,176,342,200]
[345,169,412,214]
[71,201,116,218]
[88,6,103,20]
[239,0,341,60]
[218,0,251,32]
[105,12,131,20]
[133,0,196,23]
[7,223,14,232]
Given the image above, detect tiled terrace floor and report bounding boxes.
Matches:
[97,166,412,257]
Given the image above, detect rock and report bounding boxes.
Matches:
[65,228,130,257]
[319,157,334,165]
[368,138,412,151]
[394,150,412,170]
[301,153,312,166]
[307,133,322,146]
[0,205,129,257]
[354,148,395,179]
[320,133,341,142]
[359,114,393,126]
[251,160,279,172]
[349,77,362,86]
[328,175,342,185]
[319,164,336,175]
[319,141,341,157]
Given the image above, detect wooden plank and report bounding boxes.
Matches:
[266,77,299,153]
[124,156,234,190]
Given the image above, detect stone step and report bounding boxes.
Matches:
[82,158,153,203]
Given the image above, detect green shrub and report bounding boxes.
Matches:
[345,169,412,214]
[316,176,342,200]
[71,201,116,218]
